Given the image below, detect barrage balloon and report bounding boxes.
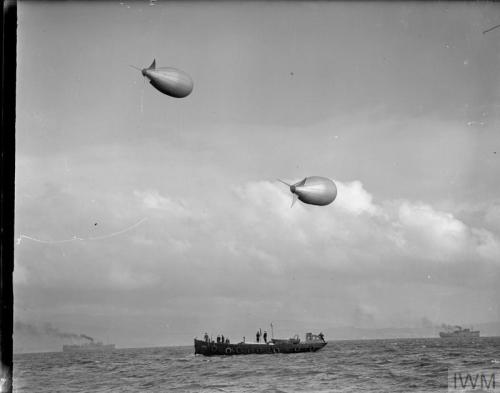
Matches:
[279,176,337,207]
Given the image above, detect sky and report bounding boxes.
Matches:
[14,1,500,352]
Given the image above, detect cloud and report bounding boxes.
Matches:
[134,189,194,218]
[484,203,500,233]
[335,180,379,216]
[397,201,468,260]
[352,304,377,328]
[166,236,192,254]
[229,179,500,270]
[16,175,500,301]
[394,201,500,263]
[472,228,500,261]
[107,265,160,290]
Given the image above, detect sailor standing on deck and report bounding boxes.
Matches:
[256,330,261,343]
[263,331,268,343]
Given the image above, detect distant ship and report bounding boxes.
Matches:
[439,325,480,338]
[194,332,327,356]
[62,341,115,352]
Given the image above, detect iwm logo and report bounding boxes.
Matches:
[449,369,498,392]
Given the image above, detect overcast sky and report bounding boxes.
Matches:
[14,1,500,352]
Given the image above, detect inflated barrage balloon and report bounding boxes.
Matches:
[279,176,337,207]
[132,59,193,98]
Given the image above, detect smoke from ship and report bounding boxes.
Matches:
[441,324,462,331]
[15,321,94,342]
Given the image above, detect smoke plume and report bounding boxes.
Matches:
[15,321,93,341]
[440,323,462,331]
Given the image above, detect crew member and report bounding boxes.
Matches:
[217,335,221,343]
[204,332,209,342]
[263,331,268,343]
[256,330,260,343]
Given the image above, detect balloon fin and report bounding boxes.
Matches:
[295,178,307,187]
[277,179,291,187]
[148,59,156,69]
[291,194,298,208]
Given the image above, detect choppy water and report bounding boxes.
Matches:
[14,337,500,392]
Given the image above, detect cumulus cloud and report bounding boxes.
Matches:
[484,203,500,233]
[134,189,194,218]
[394,201,500,263]
[397,202,469,260]
[16,176,500,300]
[335,180,380,216]
[107,265,160,290]
[229,179,500,270]
[472,228,500,261]
[166,236,192,254]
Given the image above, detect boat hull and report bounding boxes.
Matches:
[194,339,327,356]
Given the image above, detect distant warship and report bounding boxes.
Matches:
[439,325,480,338]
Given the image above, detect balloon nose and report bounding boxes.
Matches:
[290,185,296,193]
[141,69,147,77]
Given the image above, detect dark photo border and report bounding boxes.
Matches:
[1,2,17,393]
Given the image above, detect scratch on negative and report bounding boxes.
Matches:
[16,218,148,245]
[483,24,500,35]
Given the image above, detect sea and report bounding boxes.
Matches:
[13,337,500,393]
